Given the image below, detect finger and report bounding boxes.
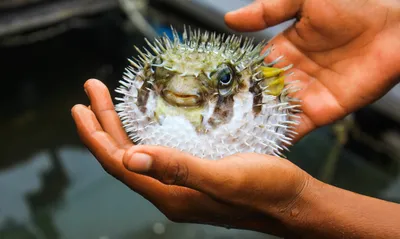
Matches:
[71,103,145,180]
[71,104,123,170]
[122,144,241,207]
[84,79,132,148]
[71,104,172,196]
[121,145,276,203]
[122,145,211,180]
[224,0,302,32]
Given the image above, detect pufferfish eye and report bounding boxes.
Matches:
[219,71,232,85]
[211,64,235,96]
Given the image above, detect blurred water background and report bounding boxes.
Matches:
[1,1,400,238]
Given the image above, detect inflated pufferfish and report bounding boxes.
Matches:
[115,27,300,159]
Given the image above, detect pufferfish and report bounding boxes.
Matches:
[115,26,300,159]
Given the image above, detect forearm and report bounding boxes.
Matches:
[280,178,400,239]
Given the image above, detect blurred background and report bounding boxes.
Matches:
[0,0,399,238]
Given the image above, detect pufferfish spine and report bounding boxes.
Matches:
[115,26,301,159]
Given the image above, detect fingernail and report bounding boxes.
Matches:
[71,104,82,115]
[126,153,153,172]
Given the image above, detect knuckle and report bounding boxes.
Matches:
[161,160,189,186]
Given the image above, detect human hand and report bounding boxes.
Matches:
[225,0,400,142]
[71,79,313,237]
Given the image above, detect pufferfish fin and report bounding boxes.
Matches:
[260,66,285,96]
[260,66,284,78]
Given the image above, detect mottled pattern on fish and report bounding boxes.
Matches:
[115,26,300,159]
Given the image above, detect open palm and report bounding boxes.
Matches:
[225,0,400,141]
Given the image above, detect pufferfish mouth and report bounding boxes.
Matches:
[162,90,202,107]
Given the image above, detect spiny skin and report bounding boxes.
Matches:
[115,26,300,159]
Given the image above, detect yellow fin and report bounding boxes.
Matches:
[260,66,285,96]
[265,75,285,96]
[260,66,284,78]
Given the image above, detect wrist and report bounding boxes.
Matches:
[273,176,326,238]
[273,175,400,239]
[273,177,358,238]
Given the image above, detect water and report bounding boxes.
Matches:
[0,7,399,239]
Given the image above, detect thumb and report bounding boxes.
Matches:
[122,145,244,199]
[122,145,207,186]
[224,0,302,32]
[122,146,306,209]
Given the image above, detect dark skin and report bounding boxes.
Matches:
[71,0,400,238]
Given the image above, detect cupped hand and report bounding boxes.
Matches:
[225,0,400,141]
[71,79,312,237]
